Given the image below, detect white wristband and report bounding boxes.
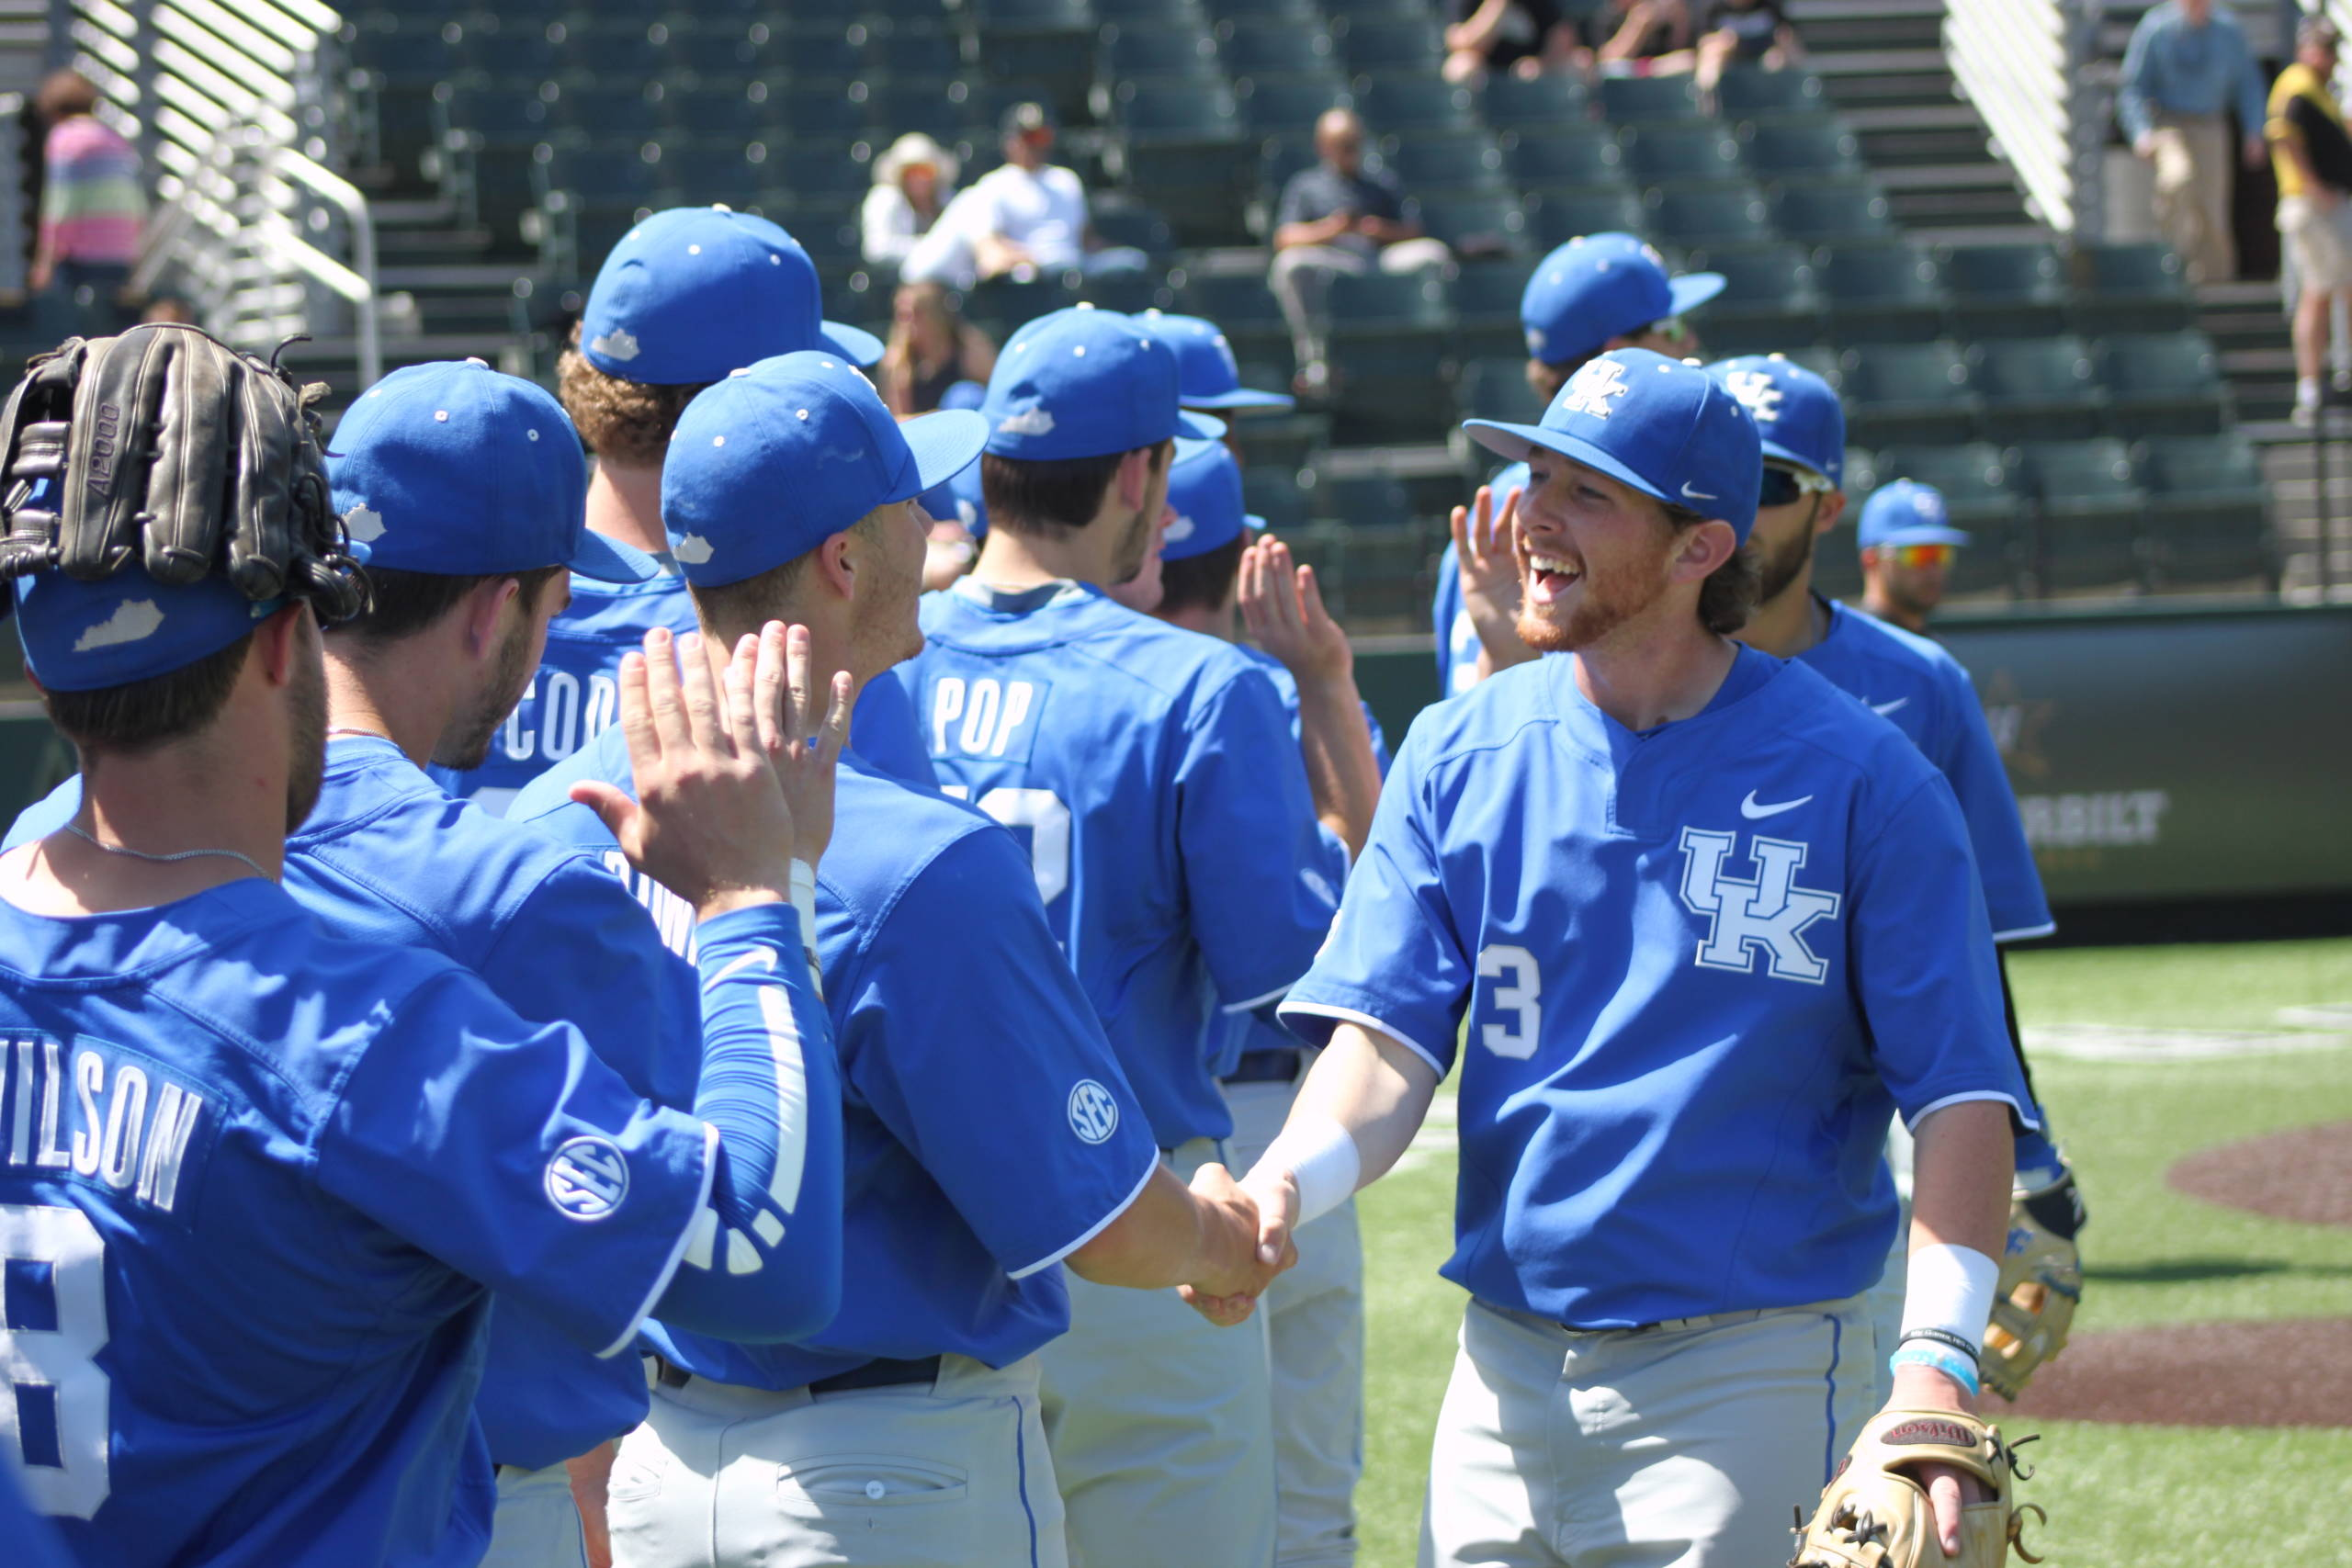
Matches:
[788,861,821,983]
[1899,1242,1999,1355]
[1248,1114,1361,1228]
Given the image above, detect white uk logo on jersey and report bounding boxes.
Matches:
[1560,358,1630,420]
[1722,369,1783,423]
[1068,1079,1119,1145]
[546,1134,631,1220]
[1677,828,1842,983]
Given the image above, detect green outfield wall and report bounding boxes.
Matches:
[1352,602,2352,910]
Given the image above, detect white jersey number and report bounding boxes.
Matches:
[0,1202,111,1517]
[1476,944,1542,1059]
[943,785,1072,909]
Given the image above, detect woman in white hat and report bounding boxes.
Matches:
[862,131,959,269]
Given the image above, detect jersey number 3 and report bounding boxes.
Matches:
[0,1203,111,1517]
[944,785,1072,908]
[1476,944,1542,1059]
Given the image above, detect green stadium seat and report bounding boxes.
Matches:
[1600,75,1704,123]
[1684,242,1821,322]
[1814,243,1947,345]
[1715,69,1828,118]
[2066,241,2196,334]
[1454,354,1540,424]
[1205,0,1317,22]
[1646,184,1772,247]
[1384,132,1510,194]
[1453,257,1538,333]
[768,25,862,82]
[2097,333,2228,436]
[1354,77,1477,133]
[1477,71,1590,131]
[672,28,771,77]
[1938,243,2068,337]
[549,81,667,140]
[355,24,458,85]
[1770,179,1894,243]
[1101,21,1223,80]
[964,274,1084,340]
[2013,439,2147,592]
[1329,338,1452,444]
[1859,443,2021,596]
[1218,20,1339,77]
[1502,126,1625,191]
[1237,75,1352,135]
[1074,268,1171,313]
[456,24,559,80]
[1622,124,1741,186]
[1125,143,1253,245]
[1838,341,1976,449]
[1306,473,1412,523]
[1334,17,1447,74]
[558,18,665,75]
[1115,78,1242,142]
[1969,336,2104,442]
[1418,191,1531,256]
[2132,433,2274,589]
[1089,195,1175,257]
[1095,0,1204,17]
[1175,269,1286,331]
[1527,187,1648,248]
[1328,269,1452,334]
[1737,117,1862,181]
[1242,468,1310,532]
[849,80,971,141]
[863,28,965,79]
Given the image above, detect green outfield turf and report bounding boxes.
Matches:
[1350,936,2352,1568]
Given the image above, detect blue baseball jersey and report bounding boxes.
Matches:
[435,570,937,810]
[1796,601,2053,943]
[0,877,713,1564]
[0,1459,70,1568]
[1430,463,1532,698]
[1281,647,2035,1328]
[510,733,1158,1391]
[895,581,1345,1146]
[9,738,708,1469]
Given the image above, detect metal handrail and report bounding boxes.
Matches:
[265,141,381,387]
[1947,0,2086,231]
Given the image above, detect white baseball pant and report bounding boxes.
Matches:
[1223,1073,1367,1568]
[480,1463,590,1568]
[1420,1294,1875,1568]
[605,1354,1064,1568]
[1037,1135,1277,1568]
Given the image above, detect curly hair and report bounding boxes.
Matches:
[555,344,710,469]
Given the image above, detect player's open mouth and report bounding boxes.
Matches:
[1526,554,1582,604]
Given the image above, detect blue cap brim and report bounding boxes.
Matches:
[1176,409,1227,441]
[1668,273,1726,316]
[1461,418,1676,512]
[901,408,992,494]
[1184,388,1296,412]
[1758,438,1833,480]
[821,321,887,369]
[568,529,662,584]
[1873,525,1972,548]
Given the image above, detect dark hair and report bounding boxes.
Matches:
[35,70,99,126]
[557,342,711,468]
[1659,501,1760,635]
[980,441,1170,538]
[1526,346,1602,405]
[1155,533,1248,617]
[42,630,255,753]
[334,563,565,645]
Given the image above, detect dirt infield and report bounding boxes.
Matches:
[2002,1318,2352,1427]
[2167,1121,2352,1229]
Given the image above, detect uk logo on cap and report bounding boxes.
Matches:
[1560,359,1630,420]
[1704,355,1844,488]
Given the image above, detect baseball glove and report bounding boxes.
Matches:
[1982,1170,2084,1401]
[1791,1408,2044,1568]
[0,321,367,620]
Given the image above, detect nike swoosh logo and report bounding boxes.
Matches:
[1740,790,1813,820]
[1680,481,1717,502]
[1869,697,1909,716]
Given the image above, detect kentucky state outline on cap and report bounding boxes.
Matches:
[1519,232,1725,367]
[1706,354,1845,489]
[580,207,884,385]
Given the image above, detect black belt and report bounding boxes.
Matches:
[652,1353,941,1395]
[1221,1046,1305,1085]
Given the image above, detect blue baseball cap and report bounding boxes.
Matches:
[662,351,989,588]
[1463,348,1763,542]
[982,309,1224,460]
[1136,311,1295,412]
[919,458,989,539]
[1858,479,1971,549]
[1160,438,1262,561]
[329,360,655,584]
[1520,233,1725,367]
[1706,354,1845,489]
[579,207,884,385]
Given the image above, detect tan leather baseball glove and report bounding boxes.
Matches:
[1790,1407,2044,1568]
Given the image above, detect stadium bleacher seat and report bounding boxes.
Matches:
[1770,179,1894,244]
[1622,124,1741,187]
[2013,439,2146,592]
[1333,16,1446,74]
[1115,78,1242,142]
[1306,473,1412,523]
[849,80,971,142]
[1476,72,1589,131]
[2097,333,2228,437]
[769,25,863,82]
[1328,269,1450,334]
[1237,75,1351,135]
[1737,118,1863,183]
[1101,22,1222,81]
[1218,19,1339,78]
[1176,268,1286,333]
[1647,185,1772,248]
[1969,336,2103,443]
[1683,243,1821,355]
[1453,256,1536,336]
[1938,243,2069,339]
[1384,131,1509,195]
[2067,241,2196,334]
[1715,69,1829,118]
[457,25,559,79]
[1242,467,1310,531]
[1503,125,1624,192]
[1599,75,1703,124]
[672,29,770,78]
[1073,268,1170,314]
[1096,0,1204,17]
[1862,443,2021,596]
[1455,354,1538,425]
[1838,341,1975,449]
[2132,434,2274,589]
[1814,243,1947,345]
[1354,78,1476,133]
[1089,195,1175,259]
[1204,0,1318,22]
[1527,187,1648,248]
[1418,191,1530,256]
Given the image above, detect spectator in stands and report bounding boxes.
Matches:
[1268,107,1453,400]
[861,132,958,273]
[1566,0,1694,75]
[29,69,145,341]
[902,104,1146,288]
[2118,0,2267,285]
[1855,479,1968,635]
[1651,0,1803,110]
[2267,16,2352,425]
[877,279,997,416]
[1443,0,1579,84]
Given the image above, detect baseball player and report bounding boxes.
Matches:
[429,206,930,811]
[0,1457,68,1568]
[1705,353,2083,1400]
[1147,436,1387,1566]
[0,323,848,1563]
[510,351,1286,1568]
[1434,232,1724,694]
[1204,349,2038,1567]
[890,306,1348,1568]
[1136,309,1298,419]
[1854,480,1969,636]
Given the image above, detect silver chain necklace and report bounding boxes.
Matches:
[60,823,272,882]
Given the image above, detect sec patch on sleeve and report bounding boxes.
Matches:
[1068,1079,1120,1145]
[546,1134,631,1220]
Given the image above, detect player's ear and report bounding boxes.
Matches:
[1815,491,1847,536]
[462,576,523,660]
[813,527,861,603]
[252,602,313,690]
[1672,518,1739,582]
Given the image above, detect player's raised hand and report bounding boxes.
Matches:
[740,620,853,868]
[1450,480,1525,621]
[1238,534,1351,685]
[568,626,799,921]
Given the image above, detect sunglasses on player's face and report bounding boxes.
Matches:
[1757,464,1834,509]
[1883,543,1958,570]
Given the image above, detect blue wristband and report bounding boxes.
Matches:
[1889,1343,1982,1397]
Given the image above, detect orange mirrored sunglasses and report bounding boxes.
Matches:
[1886,543,1957,569]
